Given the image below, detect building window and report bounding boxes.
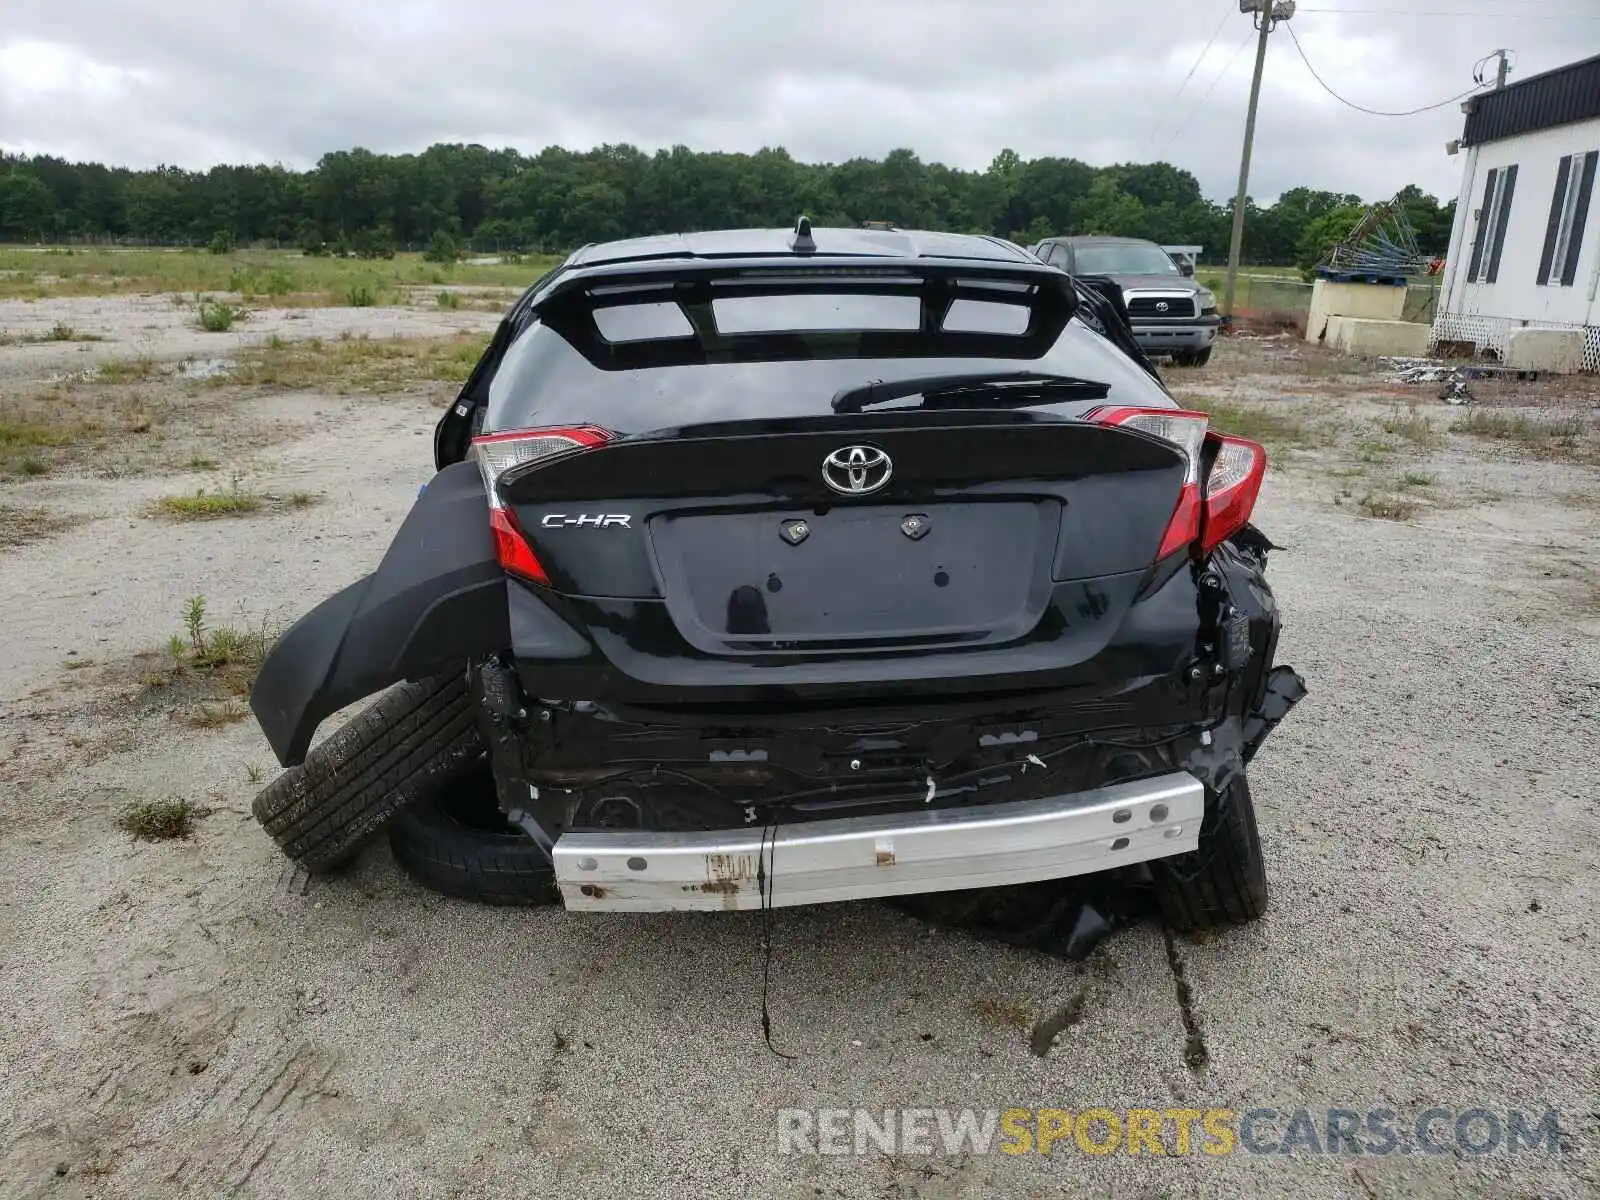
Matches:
[1538,150,1598,288]
[1469,164,1518,285]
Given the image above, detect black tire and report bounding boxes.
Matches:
[387,766,559,906]
[251,671,482,873]
[1173,346,1213,368]
[1149,777,1267,932]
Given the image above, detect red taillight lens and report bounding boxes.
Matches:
[488,507,549,585]
[470,425,614,584]
[1087,406,1209,562]
[1199,433,1266,553]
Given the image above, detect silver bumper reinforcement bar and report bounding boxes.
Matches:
[552,772,1205,913]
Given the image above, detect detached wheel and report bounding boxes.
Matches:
[1149,777,1267,932]
[387,766,559,906]
[251,671,482,873]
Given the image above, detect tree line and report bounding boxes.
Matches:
[0,142,1456,271]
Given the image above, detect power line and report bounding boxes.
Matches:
[1295,7,1600,16]
[1147,3,1235,146]
[1156,30,1256,157]
[1285,24,1492,115]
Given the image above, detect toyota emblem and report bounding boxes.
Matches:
[822,445,893,496]
[1155,301,1170,313]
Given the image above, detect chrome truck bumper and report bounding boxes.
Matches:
[552,772,1204,913]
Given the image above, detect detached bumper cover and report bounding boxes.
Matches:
[553,771,1204,912]
[250,462,525,766]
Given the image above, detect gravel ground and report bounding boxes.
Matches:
[0,324,1597,1199]
[0,293,499,387]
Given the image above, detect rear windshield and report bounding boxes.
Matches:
[483,309,1165,433]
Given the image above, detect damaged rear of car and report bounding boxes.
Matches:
[249,223,1304,933]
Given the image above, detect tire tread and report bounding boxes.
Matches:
[251,672,480,872]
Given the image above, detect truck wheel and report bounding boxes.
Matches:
[1173,347,1213,367]
[387,766,559,906]
[1148,777,1267,932]
[251,671,482,873]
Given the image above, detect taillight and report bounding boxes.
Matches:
[1199,433,1266,553]
[470,426,613,585]
[1086,406,1268,560]
[1087,406,1208,561]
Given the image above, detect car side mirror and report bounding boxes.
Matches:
[1179,261,1195,278]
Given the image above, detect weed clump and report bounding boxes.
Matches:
[154,484,262,520]
[118,797,199,841]
[1359,493,1417,521]
[197,300,246,332]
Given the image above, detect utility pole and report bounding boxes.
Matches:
[1495,48,1510,89]
[1222,0,1296,322]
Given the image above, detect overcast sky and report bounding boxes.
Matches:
[2,0,1597,206]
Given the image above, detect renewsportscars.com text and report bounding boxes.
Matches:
[776,1106,1567,1158]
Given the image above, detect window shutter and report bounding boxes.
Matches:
[1559,150,1598,288]
[1468,167,1497,283]
[1485,164,1517,284]
[1537,155,1572,286]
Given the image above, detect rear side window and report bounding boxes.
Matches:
[593,302,695,343]
[942,299,1031,335]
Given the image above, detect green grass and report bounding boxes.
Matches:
[0,246,561,303]
[1358,492,1417,521]
[142,595,276,702]
[1378,406,1442,448]
[222,331,486,393]
[1355,438,1392,464]
[1454,409,1596,460]
[184,700,251,728]
[153,486,262,520]
[0,321,103,345]
[0,413,98,477]
[1200,400,1318,458]
[117,797,199,841]
[1400,470,1435,488]
[197,300,246,332]
[96,356,159,383]
[0,504,80,548]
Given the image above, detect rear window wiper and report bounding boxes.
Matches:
[830,371,1111,414]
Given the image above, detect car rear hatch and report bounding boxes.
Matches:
[493,411,1188,658]
[467,254,1266,704]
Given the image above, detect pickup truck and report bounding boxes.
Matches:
[1028,235,1221,367]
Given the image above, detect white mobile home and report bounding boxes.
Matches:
[1432,53,1600,372]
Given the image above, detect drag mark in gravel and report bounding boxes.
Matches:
[1161,927,1210,1073]
[1028,988,1087,1057]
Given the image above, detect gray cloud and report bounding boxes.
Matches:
[2,0,1597,204]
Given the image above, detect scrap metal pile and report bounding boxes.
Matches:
[1320,198,1438,281]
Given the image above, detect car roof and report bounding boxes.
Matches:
[1043,235,1158,247]
[565,226,1038,269]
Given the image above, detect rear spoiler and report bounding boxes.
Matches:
[532,257,1079,371]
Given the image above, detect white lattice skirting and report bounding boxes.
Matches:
[1429,311,1600,372]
